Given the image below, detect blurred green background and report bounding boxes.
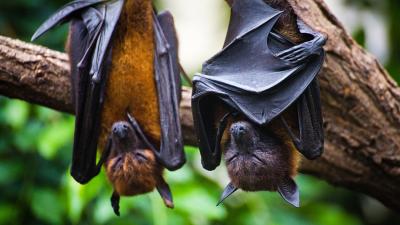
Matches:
[0,0,399,225]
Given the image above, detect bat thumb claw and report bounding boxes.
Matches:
[217,182,238,206]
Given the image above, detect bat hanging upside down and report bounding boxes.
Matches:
[106,119,173,216]
[218,118,301,207]
[192,0,326,207]
[32,0,185,215]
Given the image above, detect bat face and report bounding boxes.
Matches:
[110,122,139,151]
[106,121,162,197]
[224,120,291,192]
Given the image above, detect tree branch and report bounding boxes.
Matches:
[1,0,400,211]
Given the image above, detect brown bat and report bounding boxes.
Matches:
[219,119,301,207]
[105,121,173,216]
[32,0,185,215]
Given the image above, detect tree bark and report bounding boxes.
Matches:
[1,0,400,211]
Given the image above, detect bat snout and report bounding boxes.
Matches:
[112,122,131,139]
[230,121,252,139]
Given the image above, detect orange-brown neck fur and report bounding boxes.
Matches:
[106,148,163,196]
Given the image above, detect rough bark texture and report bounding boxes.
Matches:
[0,37,72,113]
[0,0,400,211]
[287,0,400,212]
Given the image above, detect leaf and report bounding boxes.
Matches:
[30,188,65,224]
[37,119,74,159]
[3,100,29,129]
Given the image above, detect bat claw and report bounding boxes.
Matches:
[217,182,238,206]
[111,192,120,216]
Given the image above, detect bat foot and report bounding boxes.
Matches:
[111,191,120,216]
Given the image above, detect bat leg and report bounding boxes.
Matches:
[277,177,300,207]
[110,191,120,216]
[126,112,158,153]
[95,136,112,173]
[217,182,238,206]
[156,177,174,208]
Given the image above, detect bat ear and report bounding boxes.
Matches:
[156,177,174,208]
[278,177,300,207]
[217,182,238,206]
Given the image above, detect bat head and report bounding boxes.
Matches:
[107,122,160,197]
[111,121,139,152]
[222,120,300,207]
[229,120,259,150]
[106,122,165,198]
[224,120,291,192]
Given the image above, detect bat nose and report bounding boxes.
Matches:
[238,126,245,133]
[231,124,248,137]
[113,126,127,139]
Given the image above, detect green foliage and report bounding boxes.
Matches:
[0,0,399,225]
[0,97,378,225]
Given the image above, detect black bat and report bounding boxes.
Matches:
[32,0,186,211]
[191,0,326,206]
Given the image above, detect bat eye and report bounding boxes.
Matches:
[113,127,118,133]
[122,124,128,130]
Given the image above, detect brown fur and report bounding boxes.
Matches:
[223,120,299,192]
[99,0,161,150]
[267,109,301,177]
[217,105,300,179]
[106,148,163,196]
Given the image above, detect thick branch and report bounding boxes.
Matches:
[1,0,400,211]
[0,37,72,113]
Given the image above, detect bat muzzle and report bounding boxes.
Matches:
[112,123,130,139]
[230,123,250,139]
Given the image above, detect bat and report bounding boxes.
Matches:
[219,119,301,207]
[106,119,173,215]
[191,0,326,206]
[32,0,186,213]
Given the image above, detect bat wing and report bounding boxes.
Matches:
[32,0,125,184]
[31,0,103,41]
[282,79,324,159]
[192,0,325,170]
[152,10,186,170]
